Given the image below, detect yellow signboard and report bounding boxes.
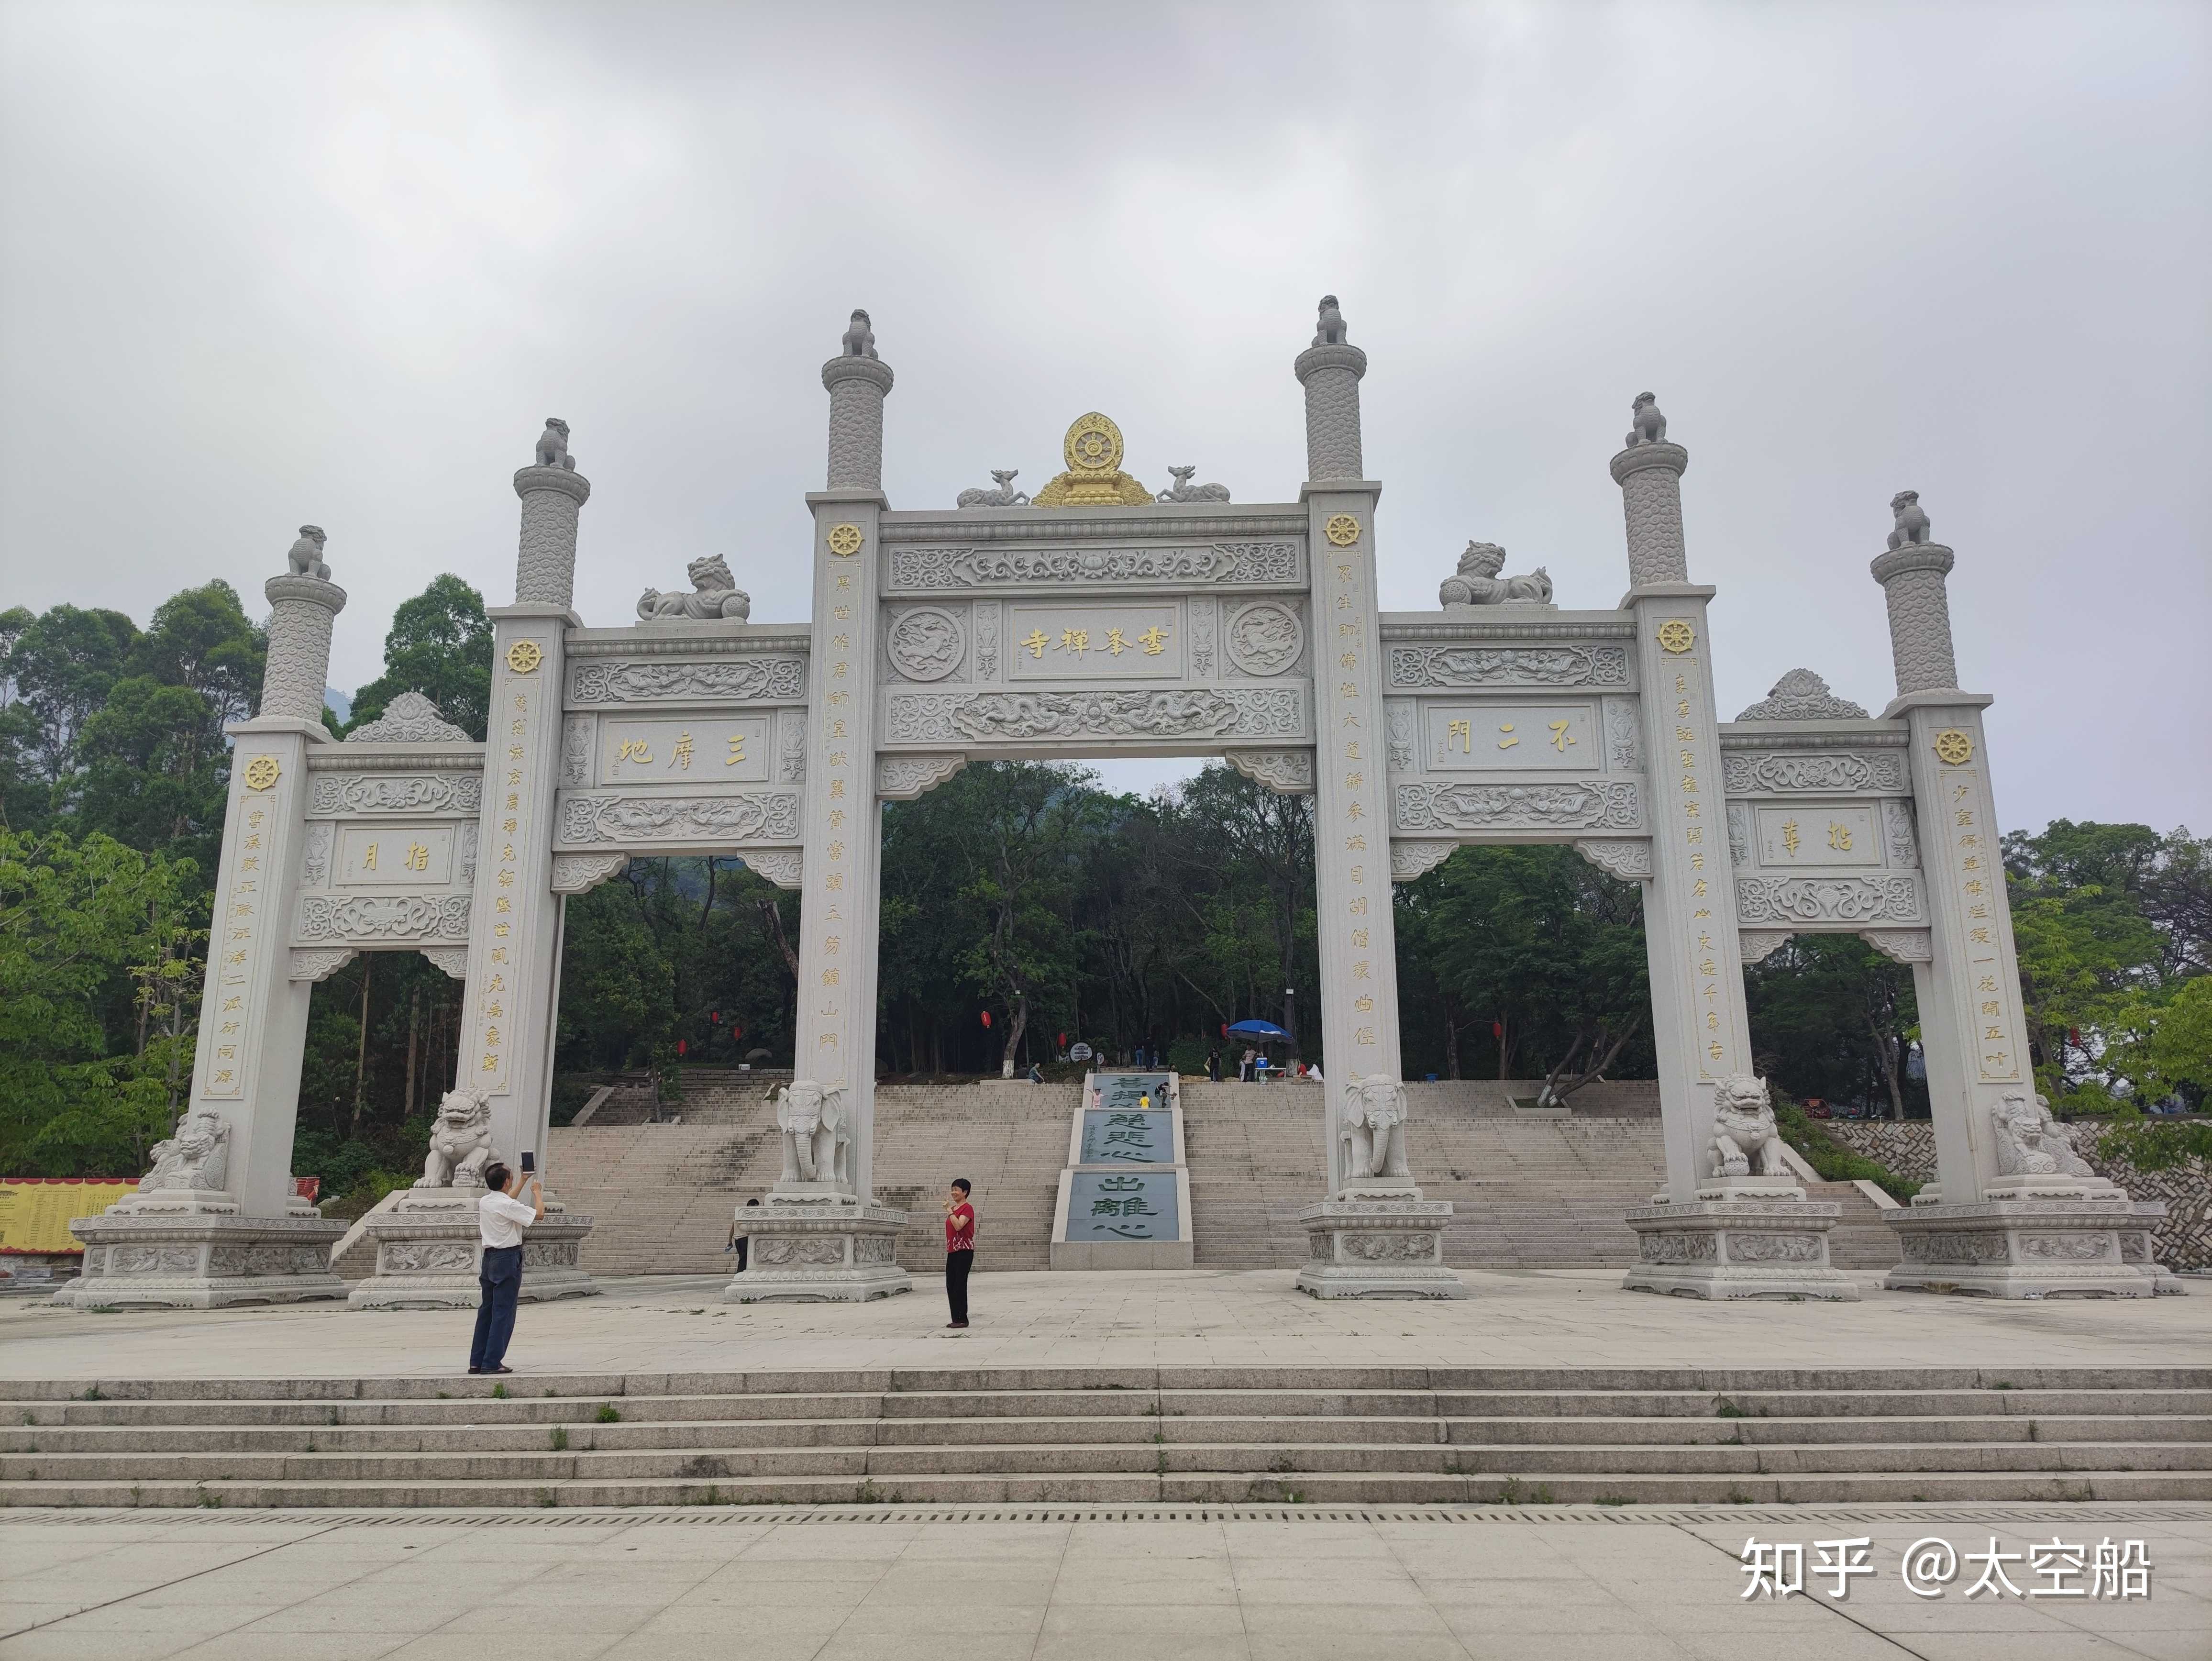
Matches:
[0,1179,135,1254]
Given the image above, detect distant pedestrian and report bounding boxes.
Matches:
[1207,1049,1222,1082]
[469,1161,542,1375]
[943,1179,976,1330]
[1240,1047,1256,1082]
[726,1196,760,1271]
[1306,1062,1324,1085]
[1027,1062,1043,1083]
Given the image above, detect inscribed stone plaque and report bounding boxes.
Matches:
[1424,703,1598,771]
[336,825,456,886]
[1754,805,1880,867]
[1080,1108,1173,1164]
[1007,606,1182,679]
[1064,1172,1181,1241]
[1092,1072,1174,1110]
[600,717,771,785]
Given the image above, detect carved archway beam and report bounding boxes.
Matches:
[1573,838,1652,883]
[1738,930,1793,964]
[875,753,967,802]
[1223,749,1315,796]
[551,852,629,896]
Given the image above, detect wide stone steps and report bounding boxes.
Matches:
[5,1367,2207,1507]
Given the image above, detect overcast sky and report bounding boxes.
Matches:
[2,2,2205,829]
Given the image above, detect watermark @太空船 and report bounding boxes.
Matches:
[1741,1535,2153,1601]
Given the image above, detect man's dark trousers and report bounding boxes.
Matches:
[945,1248,974,1325]
[470,1245,524,1370]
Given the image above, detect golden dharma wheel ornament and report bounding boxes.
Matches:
[505,640,543,675]
[1655,619,1696,654]
[1032,413,1154,506]
[1933,728,1974,764]
[242,755,281,792]
[826,523,864,557]
[1324,514,1362,547]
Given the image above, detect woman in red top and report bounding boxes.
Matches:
[943,1179,975,1329]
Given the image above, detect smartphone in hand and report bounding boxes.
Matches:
[520,1150,536,1174]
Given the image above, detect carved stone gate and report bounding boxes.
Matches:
[59,300,2171,1308]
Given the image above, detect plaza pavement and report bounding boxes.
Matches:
[2,1503,2205,1661]
[2,1268,2205,1382]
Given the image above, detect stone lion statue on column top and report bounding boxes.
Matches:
[418,1089,496,1188]
[1708,1074,1787,1179]
[776,1080,852,1188]
[1339,1073,1412,1184]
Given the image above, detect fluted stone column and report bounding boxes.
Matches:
[1290,297,1462,1299]
[514,427,591,610]
[728,315,909,1304]
[1613,398,1853,1299]
[58,537,349,1307]
[1869,496,2165,1295]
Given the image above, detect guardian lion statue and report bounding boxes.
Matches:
[140,1109,231,1193]
[637,554,753,621]
[1313,294,1349,346]
[534,418,577,471]
[1339,1073,1412,1184]
[1157,465,1231,504]
[1886,489,1932,549]
[1625,391,1667,447]
[1708,1074,1787,1179]
[1439,541,1553,609]
[1991,1093,2096,1179]
[841,309,877,360]
[776,1079,852,1187]
[418,1089,496,1188]
[286,525,331,581]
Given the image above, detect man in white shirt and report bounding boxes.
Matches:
[468,1161,543,1375]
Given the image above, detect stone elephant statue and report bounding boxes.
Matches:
[1339,1073,1412,1185]
[776,1080,852,1188]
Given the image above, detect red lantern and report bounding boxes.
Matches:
[677,1038,687,1056]
[981,1010,993,1029]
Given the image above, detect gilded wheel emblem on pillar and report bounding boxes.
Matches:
[826,524,864,557]
[241,755,281,792]
[1655,620,1695,654]
[1324,514,1361,547]
[1932,729,1974,764]
[504,640,543,674]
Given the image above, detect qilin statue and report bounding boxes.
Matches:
[1991,1093,2097,1180]
[1708,1074,1788,1180]
[776,1080,852,1187]
[418,1089,496,1188]
[956,469,1030,508]
[1339,1073,1412,1185]
[638,554,753,622]
[1439,541,1552,609]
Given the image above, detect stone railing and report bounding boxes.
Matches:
[1827,1120,2209,1271]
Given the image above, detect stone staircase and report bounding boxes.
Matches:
[4,1366,2205,1507]
[537,1079,1902,1279]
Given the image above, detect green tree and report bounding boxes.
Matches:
[346,576,493,740]
[1745,934,1922,1118]
[0,830,202,1174]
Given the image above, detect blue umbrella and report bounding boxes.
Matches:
[1226,1019,1291,1038]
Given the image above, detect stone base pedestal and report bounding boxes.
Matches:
[1623,1187,1860,1301]
[54,1192,346,1310]
[724,1194,912,1303]
[1294,1198,1466,1299]
[1885,1193,2168,1299]
[348,1187,598,1309]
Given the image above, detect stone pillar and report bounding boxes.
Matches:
[514,421,591,610]
[728,317,909,1303]
[354,431,599,1309]
[1608,395,1690,587]
[1290,299,1462,1299]
[1611,399,1855,1299]
[59,543,349,1307]
[1869,496,2164,1295]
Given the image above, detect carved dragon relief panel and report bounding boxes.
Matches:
[884,685,1306,746]
[569,658,808,706]
[1721,751,1908,794]
[1736,873,1923,925]
[297,894,473,942]
[310,775,480,816]
[1388,644,1629,690]
[557,793,802,846]
[1394,779,1641,834]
